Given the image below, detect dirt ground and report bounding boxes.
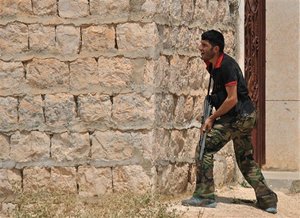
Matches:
[1,185,299,217]
[170,186,300,218]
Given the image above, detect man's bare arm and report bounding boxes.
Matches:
[209,84,238,120]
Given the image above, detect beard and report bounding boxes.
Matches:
[201,48,215,61]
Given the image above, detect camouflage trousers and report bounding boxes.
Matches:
[194,111,278,208]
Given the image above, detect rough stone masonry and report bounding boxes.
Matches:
[0,0,240,197]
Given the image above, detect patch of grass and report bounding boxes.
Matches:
[8,190,181,218]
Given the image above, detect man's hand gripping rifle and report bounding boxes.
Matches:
[199,76,213,161]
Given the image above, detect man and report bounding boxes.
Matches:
[181,30,278,214]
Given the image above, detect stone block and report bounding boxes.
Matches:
[169,55,189,94]
[1,202,17,217]
[129,0,160,20]
[77,94,111,123]
[32,0,57,15]
[188,28,202,53]
[0,134,10,160]
[70,58,99,91]
[155,94,174,128]
[143,57,171,91]
[208,0,229,24]
[143,60,156,88]
[137,131,155,161]
[159,25,172,49]
[44,94,76,127]
[0,97,18,131]
[169,0,181,22]
[0,23,28,56]
[154,56,170,90]
[19,95,44,129]
[161,55,208,96]
[10,131,50,162]
[90,0,130,18]
[56,25,80,55]
[161,26,201,53]
[81,25,115,53]
[174,95,194,127]
[156,163,189,194]
[132,0,191,22]
[0,169,22,197]
[91,130,153,161]
[156,0,171,20]
[194,0,230,25]
[223,30,235,55]
[193,0,207,22]
[51,132,90,161]
[98,57,135,90]
[217,140,235,156]
[192,95,205,124]
[187,57,208,95]
[0,0,32,16]
[26,58,69,91]
[77,166,112,196]
[168,27,184,50]
[50,167,77,193]
[170,128,199,160]
[153,128,199,162]
[0,61,25,95]
[29,24,56,52]
[91,131,135,161]
[153,128,171,161]
[23,167,51,192]
[157,93,204,129]
[23,167,77,193]
[180,0,195,22]
[58,0,89,18]
[112,94,155,129]
[116,23,160,57]
[214,153,235,188]
[211,142,235,188]
[186,129,200,156]
[113,165,151,193]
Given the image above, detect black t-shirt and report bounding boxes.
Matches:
[206,53,254,117]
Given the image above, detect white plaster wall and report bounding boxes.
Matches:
[265,0,300,171]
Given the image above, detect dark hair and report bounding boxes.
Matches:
[201,30,225,53]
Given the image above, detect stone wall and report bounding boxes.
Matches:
[0,0,240,196]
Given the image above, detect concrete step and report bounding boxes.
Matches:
[262,170,300,193]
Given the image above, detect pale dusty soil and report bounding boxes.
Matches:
[170,186,300,218]
[0,186,299,217]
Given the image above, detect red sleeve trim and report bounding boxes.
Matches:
[225,81,237,86]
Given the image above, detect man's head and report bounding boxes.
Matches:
[199,30,225,61]
[201,30,225,52]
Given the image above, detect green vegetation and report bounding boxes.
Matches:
[5,191,181,218]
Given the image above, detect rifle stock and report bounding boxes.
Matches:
[199,96,212,161]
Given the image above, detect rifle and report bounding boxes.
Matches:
[199,76,213,161]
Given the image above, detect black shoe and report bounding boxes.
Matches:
[181,197,217,208]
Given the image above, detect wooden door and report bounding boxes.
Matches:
[244,0,266,165]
